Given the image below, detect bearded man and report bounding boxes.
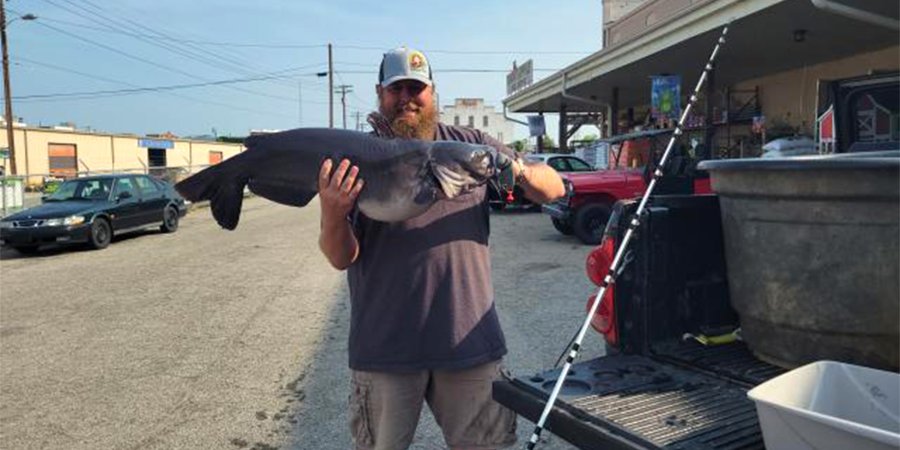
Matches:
[316,47,564,450]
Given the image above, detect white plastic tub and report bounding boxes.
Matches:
[748,361,900,450]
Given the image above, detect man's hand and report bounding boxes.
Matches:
[318,158,365,223]
[494,151,515,172]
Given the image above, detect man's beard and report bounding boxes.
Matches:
[382,103,438,140]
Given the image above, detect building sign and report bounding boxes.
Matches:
[507,60,534,96]
[817,105,835,154]
[138,138,174,149]
[651,75,681,120]
[527,115,546,137]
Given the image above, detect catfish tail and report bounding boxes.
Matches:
[175,164,247,230]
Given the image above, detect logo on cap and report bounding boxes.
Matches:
[409,51,428,74]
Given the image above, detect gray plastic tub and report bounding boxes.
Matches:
[698,152,900,371]
[748,361,900,450]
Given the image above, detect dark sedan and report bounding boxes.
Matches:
[0,174,187,254]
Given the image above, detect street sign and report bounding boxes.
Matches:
[527,115,545,137]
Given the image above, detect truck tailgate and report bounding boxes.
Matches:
[495,353,772,450]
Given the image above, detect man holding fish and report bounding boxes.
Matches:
[318,47,565,450]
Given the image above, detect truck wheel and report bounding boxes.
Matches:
[574,204,611,245]
[552,218,573,235]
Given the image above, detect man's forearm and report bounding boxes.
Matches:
[318,214,359,270]
[519,163,566,204]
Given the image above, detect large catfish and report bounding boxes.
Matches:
[175,128,508,229]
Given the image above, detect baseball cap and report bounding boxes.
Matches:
[379,47,433,87]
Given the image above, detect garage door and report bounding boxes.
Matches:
[48,144,77,178]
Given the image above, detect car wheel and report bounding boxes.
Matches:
[88,218,112,250]
[551,217,574,235]
[573,203,611,245]
[160,206,179,233]
[12,245,40,255]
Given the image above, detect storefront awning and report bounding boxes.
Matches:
[505,0,898,113]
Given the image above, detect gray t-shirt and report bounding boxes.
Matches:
[347,123,513,372]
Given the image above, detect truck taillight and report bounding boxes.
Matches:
[585,236,618,346]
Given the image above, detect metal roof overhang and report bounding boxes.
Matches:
[505,0,899,113]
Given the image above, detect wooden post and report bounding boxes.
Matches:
[559,103,568,153]
[610,87,619,136]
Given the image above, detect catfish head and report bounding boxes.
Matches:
[428,141,504,199]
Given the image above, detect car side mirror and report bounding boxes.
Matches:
[117,191,133,201]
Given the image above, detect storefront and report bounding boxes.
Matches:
[505,0,898,157]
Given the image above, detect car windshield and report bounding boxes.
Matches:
[46,178,114,201]
[567,158,594,171]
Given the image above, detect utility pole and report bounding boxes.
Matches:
[328,43,333,128]
[0,7,34,176]
[1,0,15,174]
[355,111,361,131]
[334,84,353,129]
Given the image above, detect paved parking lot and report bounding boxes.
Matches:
[0,196,603,449]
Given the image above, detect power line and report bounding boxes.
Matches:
[28,14,325,49]
[73,0,305,92]
[12,57,331,111]
[10,59,298,119]
[37,0,304,100]
[21,11,592,55]
[335,44,593,55]
[333,68,561,74]
[16,72,316,100]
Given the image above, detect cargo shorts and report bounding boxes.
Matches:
[348,359,517,450]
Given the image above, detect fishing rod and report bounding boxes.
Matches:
[526,22,732,449]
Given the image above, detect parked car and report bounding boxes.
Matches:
[543,129,712,244]
[489,153,595,211]
[0,174,187,254]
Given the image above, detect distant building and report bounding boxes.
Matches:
[602,0,648,47]
[440,98,516,145]
[0,125,244,187]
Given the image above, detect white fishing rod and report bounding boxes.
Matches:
[526,22,732,449]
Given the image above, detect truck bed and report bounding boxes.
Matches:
[494,340,783,450]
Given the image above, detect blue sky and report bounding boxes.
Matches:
[9,0,601,140]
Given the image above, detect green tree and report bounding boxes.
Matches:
[541,135,556,149]
[217,136,246,144]
[510,139,527,152]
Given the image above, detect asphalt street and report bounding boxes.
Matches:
[0,196,603,449]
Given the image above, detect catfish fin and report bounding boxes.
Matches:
[248,179,317,207]
[175,165,246,230]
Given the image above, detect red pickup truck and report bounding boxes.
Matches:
[544,129,712,244]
